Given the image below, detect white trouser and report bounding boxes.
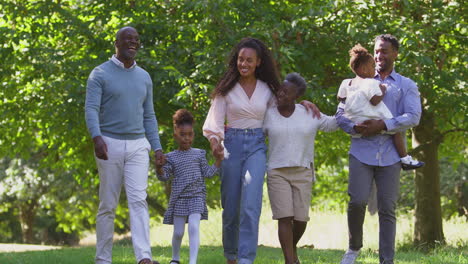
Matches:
[95,136,152,264]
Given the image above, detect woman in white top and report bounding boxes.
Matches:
[263,73,338,264]
[203,38,318,264]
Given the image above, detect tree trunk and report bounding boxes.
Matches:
[19,201,38,244]
[412,111,445,248]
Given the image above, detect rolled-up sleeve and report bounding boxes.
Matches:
[384,80,421,132]
[203,95,226,142]
[335,106,357,135]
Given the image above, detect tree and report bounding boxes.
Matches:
[0,0,465,247]
[0,0,136,243]
[393,1,467,247]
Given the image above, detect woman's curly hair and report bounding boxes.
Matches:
[212,37,281,97]
[349,43,374,75]
[172,109,194,128]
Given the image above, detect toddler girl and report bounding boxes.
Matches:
[156,109,222,264]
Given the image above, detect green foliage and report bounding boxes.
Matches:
[439,159,467,219]
[0,0,466,244]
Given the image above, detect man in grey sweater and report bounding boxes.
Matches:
[85,26,162,264]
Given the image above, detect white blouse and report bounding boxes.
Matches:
[203,80,275,141]
[263,105,338,171]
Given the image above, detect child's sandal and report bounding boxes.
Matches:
[169,260,180,264]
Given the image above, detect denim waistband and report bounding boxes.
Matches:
[225,127,264,135]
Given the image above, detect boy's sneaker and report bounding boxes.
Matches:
[340,249,360,264]
[401,155,425,170]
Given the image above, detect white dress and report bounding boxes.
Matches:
[338,78,393,124]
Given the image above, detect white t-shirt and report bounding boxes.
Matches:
[263,105,338,171]
[338,78,393,124]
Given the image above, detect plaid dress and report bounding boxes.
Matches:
[157,148,219,224]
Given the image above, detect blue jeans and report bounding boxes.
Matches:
[221,128,266,264]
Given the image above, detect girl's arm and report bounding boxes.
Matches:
[214,155,222,168]
[200,150,219,179]
[369,83,387,106]
[157,156,173,182]
[155,153,166,176]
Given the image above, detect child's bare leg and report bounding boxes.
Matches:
[393,132,407,158]
[394,132,425,170]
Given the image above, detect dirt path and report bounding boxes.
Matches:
[0,233,125,253]
[0,244,61,252]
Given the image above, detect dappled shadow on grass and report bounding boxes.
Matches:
[0,245,342,264]
[0,244,466,264]
[0,246,96,264]
[156,245,345,264]
[398,239,468,253]
[257,245,344,264]
[397,244,468,264]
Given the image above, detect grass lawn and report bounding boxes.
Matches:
[1,194,467,263]
[0,244,466,264]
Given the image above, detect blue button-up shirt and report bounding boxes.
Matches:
[336,70,422,166]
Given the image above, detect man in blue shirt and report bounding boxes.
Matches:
[85,26,162,264]
[337,34,422,264]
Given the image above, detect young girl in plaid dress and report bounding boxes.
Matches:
[156,109,222,264]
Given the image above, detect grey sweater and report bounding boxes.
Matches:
[85,60,161,150]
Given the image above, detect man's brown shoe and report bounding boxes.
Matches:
[139,258,160,264]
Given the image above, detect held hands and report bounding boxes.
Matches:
[154,149,166,175]
[210,138,224,162]
[214,151,224,168]
[354,123,366,134]
[93,136,108,160]
[299,100,321,119]
[354,119,387,137]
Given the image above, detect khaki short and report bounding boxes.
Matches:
[267,166,314,222]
